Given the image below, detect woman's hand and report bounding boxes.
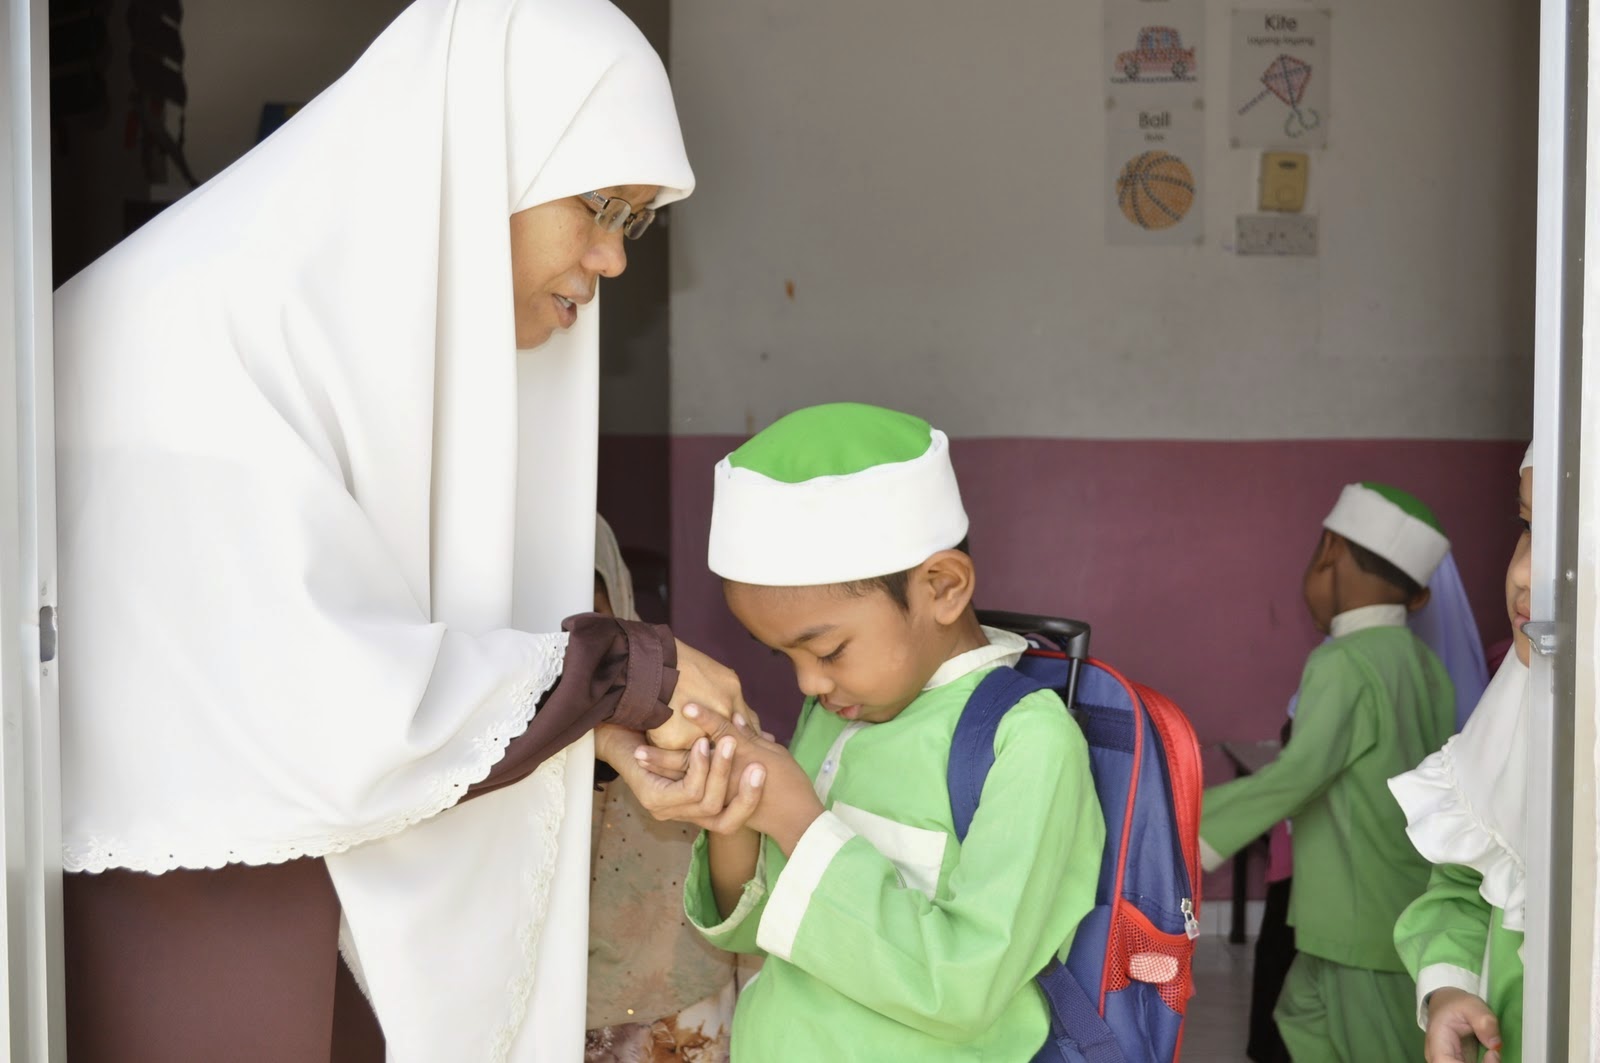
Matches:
[648,641,758,749]
[1425,988,1502,1063]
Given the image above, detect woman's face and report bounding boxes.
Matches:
[1508,467,1533,666]
[509,183,661,350]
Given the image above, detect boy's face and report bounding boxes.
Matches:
[723,581,951,725]
[1508,467,1533,666]
[1301,530,1338,634]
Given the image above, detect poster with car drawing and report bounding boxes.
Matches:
[1104,0,1205,245]
[1105,0,1204,95]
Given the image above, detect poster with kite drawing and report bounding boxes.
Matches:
[1230,9,1329,148]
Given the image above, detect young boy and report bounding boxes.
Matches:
[1198,483,1458,1063]
[677,402,1104,1061]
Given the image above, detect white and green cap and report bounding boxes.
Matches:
[708,403,969,586]
[1323,482,1450,586]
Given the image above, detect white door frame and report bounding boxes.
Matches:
[1528,0,1586,1058]
[0,0,64,1057]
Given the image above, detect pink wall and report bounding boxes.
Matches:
[598,435,672,557]
[664,436,1527,899]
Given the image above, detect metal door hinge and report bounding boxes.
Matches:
[1521,620,1564,658]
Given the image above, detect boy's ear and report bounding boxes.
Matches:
[1406,586,1432,614]
[915,550,977,624]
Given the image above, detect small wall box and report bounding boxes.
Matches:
[1259,152,1308,212]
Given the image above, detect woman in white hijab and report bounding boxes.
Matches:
[53,1,747,1060]
[1390,445,1535,1063]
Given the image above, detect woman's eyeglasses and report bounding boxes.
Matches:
[579,191,656,240]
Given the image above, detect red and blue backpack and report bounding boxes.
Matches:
[953,612,1204,1062]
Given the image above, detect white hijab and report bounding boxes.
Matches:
[54,0,692,1057]
[1389,445,1534,933]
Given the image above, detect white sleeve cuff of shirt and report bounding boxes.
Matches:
[689,845,769,937]
[755,810,855,962]
[1413,963,1483,1030]
[1199,835,1227,873]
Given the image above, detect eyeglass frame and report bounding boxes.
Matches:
[578,191,657,240]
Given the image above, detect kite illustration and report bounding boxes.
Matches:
[1237,54,1320,138]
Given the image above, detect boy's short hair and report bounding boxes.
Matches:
[1342,536,1423,601]
[840,538,971,611]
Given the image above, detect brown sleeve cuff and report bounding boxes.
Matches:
[467,615,676,800]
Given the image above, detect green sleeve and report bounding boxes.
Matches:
[1200,647,1376,860]
[755,693,1105,1042]
[683,829,770,956]
[1395,862,1490,985]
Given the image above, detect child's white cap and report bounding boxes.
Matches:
[708,403,969,586]
[1521,442,1534,472]
[1323,482,1450,587]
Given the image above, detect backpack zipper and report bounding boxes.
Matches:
[1181,898,1200,940]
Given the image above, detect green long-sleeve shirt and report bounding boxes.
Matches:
[685,642,1103,1061]
[1201,612,1454,971]
[1395,862,1524,1063]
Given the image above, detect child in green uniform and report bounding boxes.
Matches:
[1198,483,1458,1062]
[1390,444,1535,1063]
[640,403,1104,1061]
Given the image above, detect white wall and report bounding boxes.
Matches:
[668,0,1538,440]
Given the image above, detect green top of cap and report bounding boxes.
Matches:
[728,403,934,484]
[1360,482,1445,534]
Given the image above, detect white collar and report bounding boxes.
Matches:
[923,626,1028,690]
[1329,603,1408,639]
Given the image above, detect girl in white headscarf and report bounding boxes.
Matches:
[54,1,749,1060]
[586,516,738,1062]
[1390,445,1535,1063]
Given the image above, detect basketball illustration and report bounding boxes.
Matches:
[1116,151,1196,230]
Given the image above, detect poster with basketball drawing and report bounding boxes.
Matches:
[1229,9,1330,148]
[1106,124,1203,245]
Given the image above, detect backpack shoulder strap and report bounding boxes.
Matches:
[951,665,1132,1063]
[947,665,1046,843]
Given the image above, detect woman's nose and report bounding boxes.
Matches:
[585,231,628,278]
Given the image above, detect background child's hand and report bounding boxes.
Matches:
[1425,988,1502,1063]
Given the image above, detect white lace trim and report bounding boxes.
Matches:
[488,748,568,1061]
[1389,738,1526,932]
[62,635,568,874]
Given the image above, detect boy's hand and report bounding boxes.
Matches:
[1425,988,1502,1063]
[620,707,821,851]
[735,734,822,855]
[649,641,758,749]
[668,711,820,854]
[600,721,767,835]
[633,709,777,780]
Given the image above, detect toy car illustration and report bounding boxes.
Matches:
[1116,27,1197,81]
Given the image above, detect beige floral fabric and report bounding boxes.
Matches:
[586,517,737,1048]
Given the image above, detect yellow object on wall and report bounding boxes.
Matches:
[1259,152,1309,212]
